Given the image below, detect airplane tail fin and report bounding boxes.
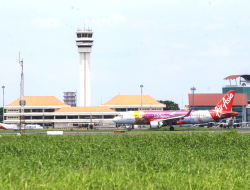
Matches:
[212,90,235,112]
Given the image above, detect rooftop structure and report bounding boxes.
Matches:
[101,95,165,111]
[223,75,250,104]
[224,74,250,85]
[76,28,94,107]
[55,106,115,113]
[63,92,77,107]
[6,96,69,107]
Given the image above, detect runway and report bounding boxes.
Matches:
[1,128,250,136]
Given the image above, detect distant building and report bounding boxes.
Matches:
[223,75,250,104]
[63,92,77,107]
[188,93,248,122]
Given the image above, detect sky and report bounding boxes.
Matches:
[0,0,249,108]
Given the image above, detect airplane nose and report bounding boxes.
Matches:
[113,117,118,123]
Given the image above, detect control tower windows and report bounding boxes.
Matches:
[82,33,88,37]
[88,34,92,38]
[77,34,81,38]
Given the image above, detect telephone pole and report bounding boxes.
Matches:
[190,86,196,109]
[140,85,143,111]
[19,53,25,134]
[2,86,5,123]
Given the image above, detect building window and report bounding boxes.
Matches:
[32,109,43,112]
[88,34,92,38]
[79,115,90,119]
[68,116,78,119]
[77,34,81,38]
[128,108,138,111]
[104,115,115,119]
[32,116,43,119]
[55,116,66,119]
[25,116,31,119]
[24,109,31,113]
[91,115,102,119]
[115,108,126,112]
[45,116,54,119]
[44,109,55,112]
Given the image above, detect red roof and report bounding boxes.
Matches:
[188,93,247,106]
[224,75,244,80]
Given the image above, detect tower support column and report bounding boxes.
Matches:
[79,52,91,107]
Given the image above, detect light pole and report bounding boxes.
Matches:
[190,87,196,109]
[242,83,246,127]
[2,86,5,123]
[140,85,143,111]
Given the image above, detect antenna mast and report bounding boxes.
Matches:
[19,52,25,134]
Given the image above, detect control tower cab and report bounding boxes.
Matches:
[76,29,94,107]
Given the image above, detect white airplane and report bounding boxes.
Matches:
[0,123,18,130]
[20,124,43,130]
[0,123,43,130]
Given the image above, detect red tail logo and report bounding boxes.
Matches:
[212,90,235,118]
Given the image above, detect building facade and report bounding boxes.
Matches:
[4,95,164,128]
[63,92,77,107]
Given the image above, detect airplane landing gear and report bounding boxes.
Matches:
[125,125,131,131]
[170,126,174,131]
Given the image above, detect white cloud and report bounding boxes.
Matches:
[86,15,126,27]
[31,18,61,28]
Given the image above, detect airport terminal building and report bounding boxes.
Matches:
[4,95,165,128]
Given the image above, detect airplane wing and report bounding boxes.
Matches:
[151,108,193,124]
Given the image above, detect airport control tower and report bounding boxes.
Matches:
[76,29,94,107]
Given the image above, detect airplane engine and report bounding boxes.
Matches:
[150,121,163,129]
[219,124,225,128]
[219,119,234,128]
[234,124,240,128]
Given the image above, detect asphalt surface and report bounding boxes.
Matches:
[1,129,250,135]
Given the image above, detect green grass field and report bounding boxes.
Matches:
[1,131,250,189]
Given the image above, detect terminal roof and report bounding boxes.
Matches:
[102,95,164,106]
[56,106,115,113]
[188,93,248,106]
[6,96,68,107]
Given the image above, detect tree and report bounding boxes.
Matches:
[158,100,180,110]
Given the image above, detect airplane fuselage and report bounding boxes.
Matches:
[113,110,238,125]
